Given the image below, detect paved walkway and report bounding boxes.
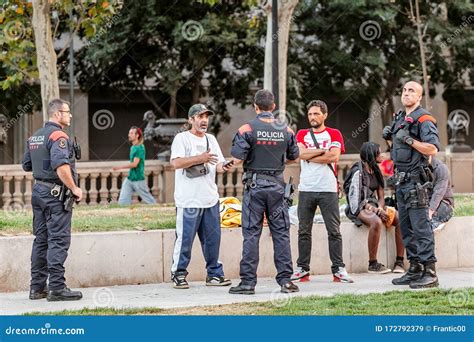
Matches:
[1,268,472,315]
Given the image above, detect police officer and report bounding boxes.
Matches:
[383,81,440,289]
[22,99,83,301]
[228,89,300,295]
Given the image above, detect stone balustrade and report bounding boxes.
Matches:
[0,152,472,210]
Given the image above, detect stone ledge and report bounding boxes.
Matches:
[0,217,472,292]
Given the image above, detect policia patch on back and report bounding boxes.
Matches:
[58,138,67,149]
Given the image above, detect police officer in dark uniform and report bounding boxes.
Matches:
[22,99,83,301]
[383,81,440,289]
[228,89,300,295]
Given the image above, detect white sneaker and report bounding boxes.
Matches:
[291,267,310,281]
[333,267,354,283]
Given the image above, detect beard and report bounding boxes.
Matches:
[310,121,322,129]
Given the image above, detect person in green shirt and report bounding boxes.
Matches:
[112,126,156,205]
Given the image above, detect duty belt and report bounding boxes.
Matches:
[35,179,64,198]
[242,172,284,188]
[35,179,62,188]
[395,171,423,184]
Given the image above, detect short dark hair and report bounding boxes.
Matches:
[48,98,70,117]
[254,89,274,111]
[306,100,328,114]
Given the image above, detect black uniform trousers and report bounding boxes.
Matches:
[396,181,437,264]
[30,183,72,291]
[239,179,293,287]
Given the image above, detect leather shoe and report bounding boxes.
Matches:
[47,287,83,302]
[229,283,255,295]
[281,281,299,293]
[29,287,48,300]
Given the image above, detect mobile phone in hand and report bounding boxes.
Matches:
[223,160,234,168]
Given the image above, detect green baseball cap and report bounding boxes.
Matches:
[188,104,214,117]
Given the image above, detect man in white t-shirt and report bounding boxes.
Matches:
[169,104,234,289]
[291,100,354,283]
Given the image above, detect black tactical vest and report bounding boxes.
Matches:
[391,106,436,172]
[28,123,75,182]
[243,117,288,173]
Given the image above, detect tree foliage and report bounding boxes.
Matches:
[0,0,122,118]
[74,0,265,133]
[287,0,473,124]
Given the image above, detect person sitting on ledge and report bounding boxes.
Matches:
[428,157,454,232]
[344,142,405,274]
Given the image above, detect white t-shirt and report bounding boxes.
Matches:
[296,128,345,193]
[170,131,225,208]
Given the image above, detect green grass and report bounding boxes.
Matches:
[0,204,176,235]
[27,288,474,316]
[451,194,474,216]
[2,194,472,235]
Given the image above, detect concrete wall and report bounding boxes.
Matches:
[1,217,472,292]
[59,88,90,161]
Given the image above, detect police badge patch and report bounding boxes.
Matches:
[58,138,67,149]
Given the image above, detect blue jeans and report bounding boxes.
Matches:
[118,179,156,205]
[431,200,453,230]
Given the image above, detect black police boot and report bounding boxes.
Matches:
[29,287,48,300]
[229,283,255,295]
[392,262,423,285]
[47,287,83,302]
[409,262,439,289]
[281,281,299,293]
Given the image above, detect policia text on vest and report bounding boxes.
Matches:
[228,89,300,295]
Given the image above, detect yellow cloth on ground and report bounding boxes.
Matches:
[219,197,242,228]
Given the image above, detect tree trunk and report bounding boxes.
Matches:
[169,89,178,118]
[381,75,400,126]
[192,73,202,104]
[263,0,300,112]
[263,4,273,91]
[32,0,60,123]
[413,0,431,109]
[415,0,430,109]
[277,0,299,112]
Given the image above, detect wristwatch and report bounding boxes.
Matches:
[405,136,414,146]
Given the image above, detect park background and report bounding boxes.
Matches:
[0,0,473,316]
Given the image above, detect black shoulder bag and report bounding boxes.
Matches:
[184,134,210,178]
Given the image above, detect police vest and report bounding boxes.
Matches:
[28,124,75,182]
[391,106,437,172]
[243,117,288,173]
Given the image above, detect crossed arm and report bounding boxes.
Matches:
[298,143,341,164]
